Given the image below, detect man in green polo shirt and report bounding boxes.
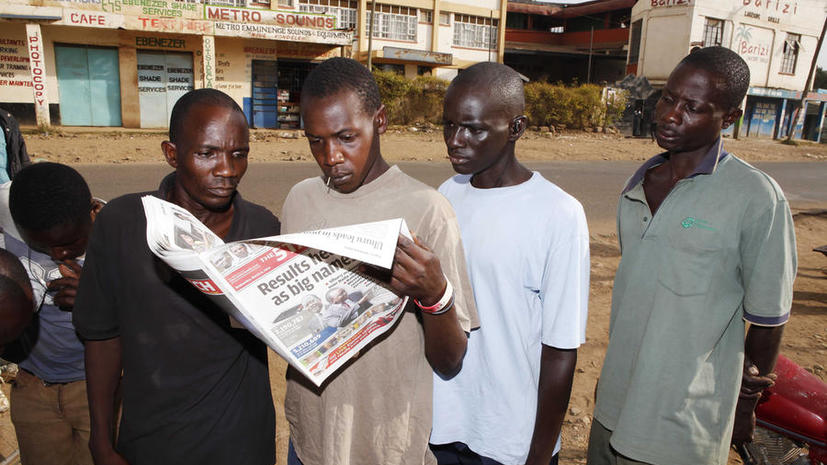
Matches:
[587,46,796,465]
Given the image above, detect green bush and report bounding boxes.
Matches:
[525,82,627,129]
[374,69,627,129]
[373,70,450,125]
[372,70,412,124]
[401,76,450,124]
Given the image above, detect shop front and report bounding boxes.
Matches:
[0,0,353,128]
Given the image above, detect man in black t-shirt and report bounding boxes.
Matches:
[74,89,279,465]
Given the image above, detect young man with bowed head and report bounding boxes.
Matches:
[588,47,796,465]
[430,62,590,465]
[2,162,103,465]
[282,57,478,465]
[73,89,279,465]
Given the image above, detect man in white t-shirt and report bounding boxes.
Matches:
[431,62,590,465]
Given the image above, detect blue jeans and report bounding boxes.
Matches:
[430,442,559,465]
[287,439,303,465]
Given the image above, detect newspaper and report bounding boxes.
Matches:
[141,195,410,386]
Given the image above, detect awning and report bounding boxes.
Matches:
[382,46,452,65]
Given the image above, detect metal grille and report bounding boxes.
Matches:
[742,426,807,465]
[781,33,801,74]
[703,17,723,46]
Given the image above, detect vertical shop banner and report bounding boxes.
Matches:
[25,23,49,127]
[202,35,215,88]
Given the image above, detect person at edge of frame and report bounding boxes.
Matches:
[587,46,796,465]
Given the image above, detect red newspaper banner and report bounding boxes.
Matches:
[226,244,307,290]
[187,278,223,295]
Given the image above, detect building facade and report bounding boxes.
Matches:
[504,0,634,84]
[628,0,827,141]
[0,0,505,128]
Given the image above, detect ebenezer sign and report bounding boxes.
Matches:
[206,6,351,45]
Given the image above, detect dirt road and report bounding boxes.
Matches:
[20,126,827,165]
[1,130,825,464]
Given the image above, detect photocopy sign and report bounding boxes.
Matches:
[25,24,49,127]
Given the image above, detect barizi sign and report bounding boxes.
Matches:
[734,25,771,64]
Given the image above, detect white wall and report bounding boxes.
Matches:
[639,11,692,82]
[631,0,825,91]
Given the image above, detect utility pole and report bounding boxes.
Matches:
[785,15,826,142]
[366,0,376,69]
[587,25,594,84]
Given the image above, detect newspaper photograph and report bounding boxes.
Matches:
[141,195,410,386]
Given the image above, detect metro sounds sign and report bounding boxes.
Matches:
[206,6,351,45]
[213,21,351,45]
[204,6,338,30]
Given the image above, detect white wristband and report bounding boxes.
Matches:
[414,276,453,314]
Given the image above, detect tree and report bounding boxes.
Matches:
[815,67,827,90]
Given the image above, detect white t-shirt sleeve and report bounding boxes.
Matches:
[540,202,589,349]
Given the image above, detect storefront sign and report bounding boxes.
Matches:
[25,24,49,127]
[202,35,215,88]
[121,0,198,17]
[136,36,186,48]
[650,0,692,6]
[137,61,165,94]
[734,25,772,64]
[383,47,451,65]
[748,86,799,99]
[742,0,798,16]
[205,6,337,30]
[213,22,351,46]
[244,46,276,55]
[0,37,31,89]
[129,16,213,34]
[55,8,123,28]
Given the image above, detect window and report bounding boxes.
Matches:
[417,65,431,75]
[628,19,642,64]
[419,9,432,24]
[453,14,497,49]
[506,13,527,30]
[299,0,357,29]
[366,5,418,41]
[780,33,800,74]
[439,12,450,26]
[703,17,724,47]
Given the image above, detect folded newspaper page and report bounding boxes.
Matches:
[142,195,410,386]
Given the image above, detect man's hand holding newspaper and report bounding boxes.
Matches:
[142,195,410,386]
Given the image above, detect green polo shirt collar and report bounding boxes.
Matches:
[621,138,729,195]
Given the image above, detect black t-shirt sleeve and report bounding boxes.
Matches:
[73,198,125,340]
